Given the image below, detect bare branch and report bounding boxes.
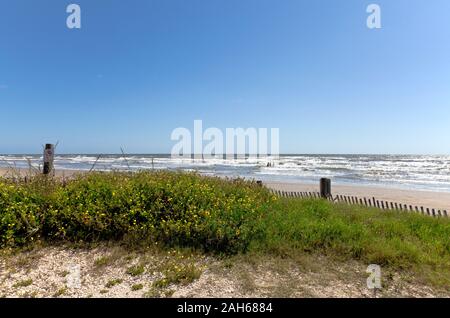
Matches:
[120,147,131,171]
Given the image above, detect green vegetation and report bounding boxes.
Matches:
[53,287,67,297]
[131,283,143,291]
[144,287,175,298]
[0,171,272,253]
[105,278,123,288]
[255,199,450,266]
[13,278,33,288]
[94,256,112,267]
[253,198,450,287]
[152,259,202,289]
[126,264,145,276]
[0,171,449,287]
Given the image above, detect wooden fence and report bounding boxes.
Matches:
[271,190,448,218]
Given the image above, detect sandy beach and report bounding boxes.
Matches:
[265,181,450,211]
[0,167,80,178]
[1,167,449,211]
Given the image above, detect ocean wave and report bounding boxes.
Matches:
[2,154,450,192]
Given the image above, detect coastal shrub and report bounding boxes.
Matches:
[43,171,275,253]
[0,180,46,246]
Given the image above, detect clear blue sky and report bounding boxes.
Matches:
[1,0,449,154]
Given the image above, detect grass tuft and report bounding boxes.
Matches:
[105,278,123,288]
[126,264,145,277]
[13,278,33,288]
[131,283,143,291]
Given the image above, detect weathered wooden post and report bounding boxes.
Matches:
[320,178,331,198]
[43,144,55,175]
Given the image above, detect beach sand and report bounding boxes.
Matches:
[1,167,449,211]
[0,167,80,178]
[265,181,450,211]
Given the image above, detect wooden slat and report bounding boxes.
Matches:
[317,189,447,218]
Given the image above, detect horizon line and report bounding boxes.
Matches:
[1,153,450,157]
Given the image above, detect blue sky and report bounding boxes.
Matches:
[1,0,449,154]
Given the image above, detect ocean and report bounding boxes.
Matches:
[1,154,450,192]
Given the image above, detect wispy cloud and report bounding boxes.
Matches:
[0,84,8,89]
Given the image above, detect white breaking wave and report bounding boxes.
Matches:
[1,154,450,192]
